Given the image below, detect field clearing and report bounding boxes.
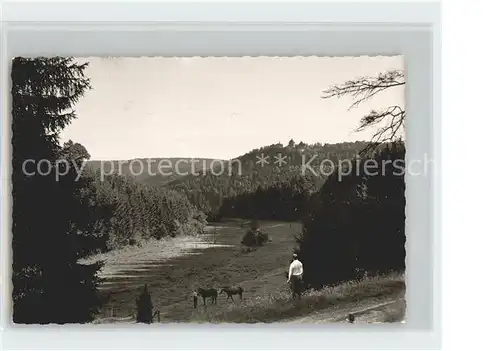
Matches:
[91,220,301,322]
[89,220,405,324]
[80,234,232,280]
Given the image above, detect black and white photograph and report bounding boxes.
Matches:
[11,55,407,325]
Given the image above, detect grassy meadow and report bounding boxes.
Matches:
[193,272,405,323]
[93,220,405,324]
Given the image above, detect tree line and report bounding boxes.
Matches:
[75,164,207,255]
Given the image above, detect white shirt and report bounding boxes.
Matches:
[288,259,304,280]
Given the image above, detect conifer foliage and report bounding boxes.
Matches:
[296,142,406,289]
[296,69,407,289]
[135,284,154,324]
[80,170,207,252]
[11,57,102,323]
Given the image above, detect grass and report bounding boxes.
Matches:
[90,220,405,324]
[379,299,406,323]
[192,272,405,323]
[93,220,302,321]
[79,234,233,280]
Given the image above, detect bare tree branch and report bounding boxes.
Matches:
[356,106,405,155]
[322,69,406,155]
[322,70,404,110]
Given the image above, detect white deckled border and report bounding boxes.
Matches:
[0,1,441,350]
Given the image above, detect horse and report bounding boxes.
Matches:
[219,286,244,302]
[196,288,218,306]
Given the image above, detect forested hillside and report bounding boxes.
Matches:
[86,141,371,221]
[77,167,207,255]
[165,140,371,220]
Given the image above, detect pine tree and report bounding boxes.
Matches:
[297,143,406,288]
[135,284,154,324]
[11,57,102,323]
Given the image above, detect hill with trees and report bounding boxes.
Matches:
[164,140,371,220]
[85,141,372,222]
[74,168,207,257]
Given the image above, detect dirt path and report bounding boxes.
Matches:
[283,297,406,324]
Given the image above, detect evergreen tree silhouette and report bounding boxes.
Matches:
[11,57,104,323]
[136,284,154,324]
[297,142,406,288]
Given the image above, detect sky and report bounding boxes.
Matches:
[60,56,405,161]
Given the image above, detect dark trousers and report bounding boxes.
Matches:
[290,274,303,297]
[193,296,198,308]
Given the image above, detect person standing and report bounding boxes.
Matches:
[287,253,304,299]
[193,290,198,308]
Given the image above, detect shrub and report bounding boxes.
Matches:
[241,228,271,247]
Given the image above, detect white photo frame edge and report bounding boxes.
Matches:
[0,1,441,350]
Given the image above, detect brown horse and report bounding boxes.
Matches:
[196,288,218,306]
[220,286,244,301]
